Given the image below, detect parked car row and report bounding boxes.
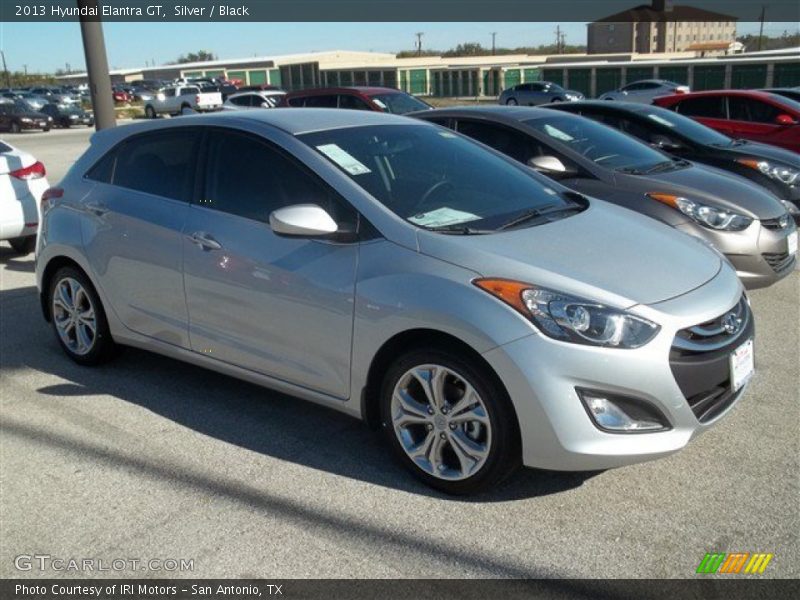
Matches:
[30,84,796,493]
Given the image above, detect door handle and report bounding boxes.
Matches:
[188,231,222,250]
[85,201,108,216]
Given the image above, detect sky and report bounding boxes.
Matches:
[0,20,793,74]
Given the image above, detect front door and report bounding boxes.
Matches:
[182,128,359,399]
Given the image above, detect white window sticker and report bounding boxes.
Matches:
[372,98,387,109]
[408,207,481,228]
[317,144,372,176]
[543,124,574,142]
[647,114,677,128]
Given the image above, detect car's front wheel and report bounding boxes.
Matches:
[48,266,117,365]
[380,348,520,495]
[9,235,35,255]
[505,98,518,106]
[145,105,156,119]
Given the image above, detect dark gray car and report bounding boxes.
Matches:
[498,81,584,106]
[413,106,797,289]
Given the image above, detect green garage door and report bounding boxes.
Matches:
[567,69,591,96]
[693,65,726,90]
[504,69,521,90]
[626,66,654,83]
[268,69,281,87]
[542,68,564,87]
[659,66,689,86]
[226,70,246,83]
[183,70,203,78]
[205,70,225,79]
[732,64,767,89]
[773,62,800,87]
[409,69,427,94]
[248,70,267,85]
[432,72,443,96]
[523,68,540,83]
[596,68,622,96]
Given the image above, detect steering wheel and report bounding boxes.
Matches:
[411,180,454,215]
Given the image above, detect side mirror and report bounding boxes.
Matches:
[527,155,577,177]
[650,134,684,151]
[269,204,338,237]
[775,114,797,126]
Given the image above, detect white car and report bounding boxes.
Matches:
[1,140,49,254]
[222,91,286,110]
[599,79,690,103]
[143,85,223,118]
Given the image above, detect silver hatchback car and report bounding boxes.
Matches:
[37,110,753,494]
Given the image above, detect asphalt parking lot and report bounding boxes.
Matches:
[0,126,798,579]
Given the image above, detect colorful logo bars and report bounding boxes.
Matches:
[696,552,774,574]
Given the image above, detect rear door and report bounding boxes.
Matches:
[81,128,200,348]
[181,127,359,398]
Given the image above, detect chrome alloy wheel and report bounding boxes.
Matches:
[390,364,492,481]
[52,277,97,356]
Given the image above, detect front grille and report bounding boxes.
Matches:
[761,216,790,231]
[672,296,749,356]
[669,295,753,424]
[762,252,796,273]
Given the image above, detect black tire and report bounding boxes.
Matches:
[10,121,20,133]
[180,103,191,115]
[43,127,50,132]
[379,347,521,495]
[551,97,563,102]
[9,235,35,255]
[505,98,518,106]
[145,105,156,119]
[48,266,118,366]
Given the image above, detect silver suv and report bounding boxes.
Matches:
[37,110,752,494]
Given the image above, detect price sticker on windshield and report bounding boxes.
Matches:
[317,144,371,176]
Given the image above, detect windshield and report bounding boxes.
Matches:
[524,115,670,172]
[642,107,732,146]
[299,124,579,231]
[369,93,432,115]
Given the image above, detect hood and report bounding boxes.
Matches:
[723,140,800,167]
[417,199,721,308]
[640,162,787,219]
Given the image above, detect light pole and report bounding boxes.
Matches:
[78,0,116,129]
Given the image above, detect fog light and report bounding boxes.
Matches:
[577,389,669,433]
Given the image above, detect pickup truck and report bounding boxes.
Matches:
[144,85,223,118]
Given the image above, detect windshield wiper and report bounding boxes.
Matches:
[497,203,583,231]
[426,225,494,235]
[643,159,691,174]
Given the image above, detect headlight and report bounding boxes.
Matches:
[474,280,660,349]
[780,199,800,215]
[736,158,799,186]
[648,193,753,231]
[20,117,31,122]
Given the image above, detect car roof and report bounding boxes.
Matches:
[415,105,582,124]
[286,86,403,97]
[550,100,655,114]
[95,107,423,145]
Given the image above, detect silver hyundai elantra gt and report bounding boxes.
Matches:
[36,109,754,494]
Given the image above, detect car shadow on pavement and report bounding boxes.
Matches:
[0,246,35,272]
[3,284,598,502]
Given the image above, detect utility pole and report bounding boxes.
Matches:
[491,32,497,55]
[0,51,10,88]
[555,25,566,54]
[78,0,116,129]
[415,32,424,56]
[757,5,766,51]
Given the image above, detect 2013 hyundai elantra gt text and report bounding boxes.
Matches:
[36,110,753,494]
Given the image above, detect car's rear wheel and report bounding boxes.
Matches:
[380,348,520,495]
[48,266,117,365]
[180,103,192,115]
[9,235,35,255]
[505,98,518,106]
[145,105,156,119]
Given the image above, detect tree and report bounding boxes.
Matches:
[175,50,217,64]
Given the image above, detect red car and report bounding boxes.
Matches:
[112,88,132,104]
[281,86,432,115]
[654,90,800,153]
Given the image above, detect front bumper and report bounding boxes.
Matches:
[481,267,750,471]
[675,219,797,289]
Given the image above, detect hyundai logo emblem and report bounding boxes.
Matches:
[722,312,742,335]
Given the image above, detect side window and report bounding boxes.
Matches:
[230,95,249,106]
[455,120,539,165]
[338,94,371,110]
[164,89,176,98]
[303,95,338,108]
[287,96,306,107]
[113,130,199,201]
[728,97,780,123]
[618,117,653,140]
[675,96,725,118]
[202,130,354,226]
[86,149,118,184]
[423,117,452,128]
